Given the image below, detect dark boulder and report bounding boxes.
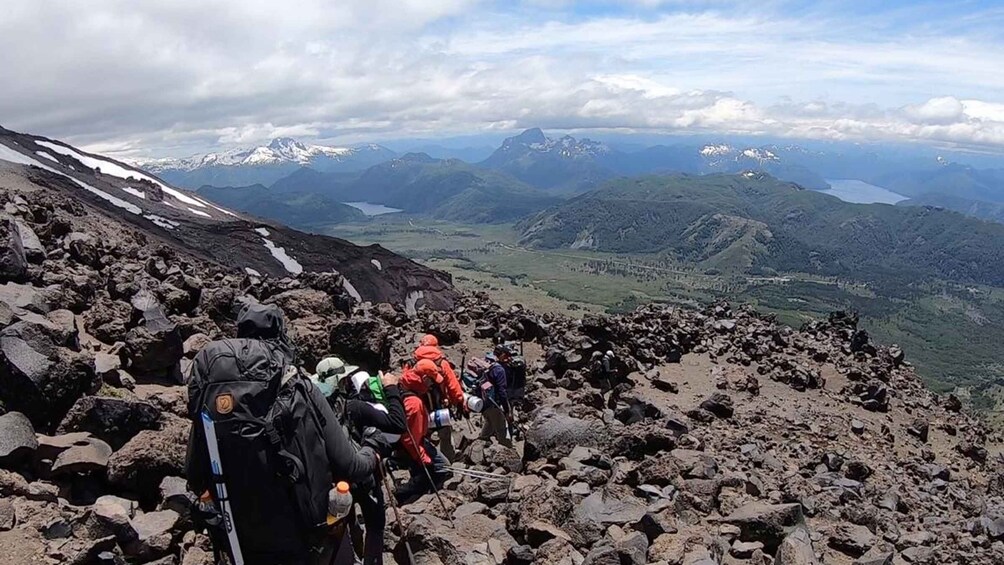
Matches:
[0,411,37,466]
[328,317,390,371]
[722,502,804,553]
[523,407,610,463]
[124,291,183,377]
[699,392,734,419]
[0,214,27,282]
[58,396,161,449]
[107,417,188,504]
[0,326,95,428]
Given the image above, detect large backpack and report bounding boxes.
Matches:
[187,319,332,562]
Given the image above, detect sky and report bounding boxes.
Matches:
[2,0,1004,159]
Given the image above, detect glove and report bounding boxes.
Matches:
[360,427,391,459]
[453,405,467,421]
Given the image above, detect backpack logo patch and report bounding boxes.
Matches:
[215,393,234,415]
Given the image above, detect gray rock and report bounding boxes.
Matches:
[730,539,764,558]
[0,214,27,282]
[829,523,876,557]
[573,490,647,527]
[159,476,191,515]
[453,501,488,520]
[900,545,934,563]
[90,495,139,542]
[0,497,14,531]
[50,436,113,475]
[615,530,648,565]
[699,392,734,418]
[775,524,819,565]
[93,352,122,377]
[723,502,804,553]
[853,546,895,565]
[107,417,189,502]
[58,395,160,449]
[581,545,620,565]
[524,407,611,462]
[526,520,572,547]
[125,510,179,559]
[14,220,44,262]
[0,411,37,464]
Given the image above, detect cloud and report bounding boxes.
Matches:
[0,0,1002,157]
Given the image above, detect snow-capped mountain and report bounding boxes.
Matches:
[141,137,358,172]
[135,138,398,189]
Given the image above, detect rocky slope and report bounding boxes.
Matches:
[0,126,456,310]
[0,129,1001,565]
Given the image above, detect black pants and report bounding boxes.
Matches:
[350,485,385,565]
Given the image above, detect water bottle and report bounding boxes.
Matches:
[428,408,453,429]
[464,393,484,413]
[327,481,352,524]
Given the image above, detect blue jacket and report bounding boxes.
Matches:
[487,362,509,410]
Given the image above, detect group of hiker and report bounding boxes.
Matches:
[184,303,523,565]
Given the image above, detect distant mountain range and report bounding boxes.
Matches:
[138,138,396,189]
[518,173,1004,286]
[141,128,1004,227]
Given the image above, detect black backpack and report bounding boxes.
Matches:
[187,304,332,563]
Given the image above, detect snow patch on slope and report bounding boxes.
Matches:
[245,267,262,277]
[404,290,424,317]
[342,277,363,303]
[371,259,382,271]
[36,140,230,215]
[122,187,146,199]
[35,151,59,163]
[188,207,212,218]
[254,227,271,237]
[261,237,303,274]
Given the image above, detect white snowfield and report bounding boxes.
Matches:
[260,236,303,275]
[254,227,271,237]
[700,144,734,157]
[371,259,382,271]
[0,143,181,229]
[35,151,59,163]
[35,140,238,218]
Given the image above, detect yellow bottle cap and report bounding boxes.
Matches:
[336,481,350,494]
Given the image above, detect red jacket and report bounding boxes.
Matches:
[413,345,465,409]
[399,367,431,465]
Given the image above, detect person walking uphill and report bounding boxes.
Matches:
[318,357,405,565]
[395,358,452,504]
[412,334,467,461]
[185,303,386,565]
[480,344,514,447]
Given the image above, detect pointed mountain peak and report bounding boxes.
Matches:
[513,128,547,145]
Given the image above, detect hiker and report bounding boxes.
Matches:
[395,358,452,504]
[185,303,386,565]
[316,358,406,565]
[478,344,513,447]
[412,333,467,461]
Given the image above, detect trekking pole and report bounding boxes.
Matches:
[378,462,416,565]
[403,427,456,528]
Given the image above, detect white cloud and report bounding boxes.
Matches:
[0,0,1002,156]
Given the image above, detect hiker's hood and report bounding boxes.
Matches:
[236,303,287,340]
[400,367,430,395]
[413,345,443,362]
[235,302,294,363]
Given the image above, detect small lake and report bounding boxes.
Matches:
[818,179,907,205]
[343,201,403,216]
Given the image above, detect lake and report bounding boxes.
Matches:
[343,201,404,216]
[818,179,907,205]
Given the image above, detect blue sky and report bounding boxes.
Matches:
[1,0,1002,157]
